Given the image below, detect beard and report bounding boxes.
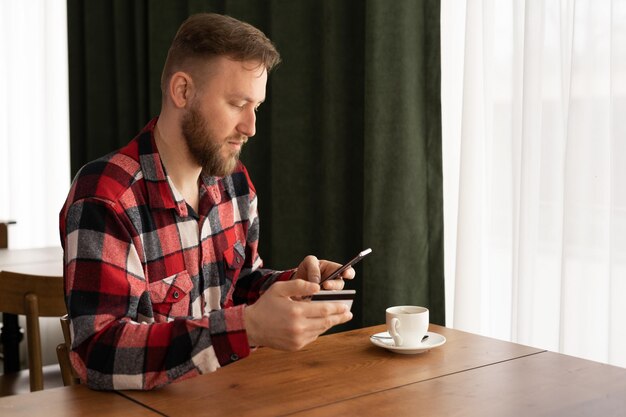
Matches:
[180,102,246,177]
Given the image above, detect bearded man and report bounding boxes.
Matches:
[60,13,353,391]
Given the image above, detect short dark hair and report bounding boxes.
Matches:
[161,13,281,91]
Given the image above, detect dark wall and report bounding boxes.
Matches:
[67,0,444,329]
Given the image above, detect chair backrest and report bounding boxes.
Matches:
[56,314,80,386]
[0,270,66,391]
[0,223,8,248]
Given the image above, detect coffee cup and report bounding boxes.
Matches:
[386,306,429,347]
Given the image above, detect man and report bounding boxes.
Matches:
[60,13,354,391]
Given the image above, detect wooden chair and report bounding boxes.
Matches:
[0,220,15,248]
[0,223,8,249]
[56,315,79,386]
[0,270,66,396]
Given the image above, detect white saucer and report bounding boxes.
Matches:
[369,331,446,354]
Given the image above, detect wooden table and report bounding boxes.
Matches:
[1,324,624,416]
[122,324,548,416]
[0,385,160,417]
[0,247,63,268]
[291,350,626,417]
[0,247,64,372]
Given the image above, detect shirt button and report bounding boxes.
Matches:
[236,256,241,263]
[230,354,239,361]
[173,291,180,299]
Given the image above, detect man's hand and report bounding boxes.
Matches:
[243,279,353,350]
[292,255,356,290]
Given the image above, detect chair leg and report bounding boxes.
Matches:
[56,344,76,386]
[57,315,79,386]
[24,293,44,391]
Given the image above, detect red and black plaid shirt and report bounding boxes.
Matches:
[60,118,292,390]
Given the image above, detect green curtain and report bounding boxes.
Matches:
[67,0,444,329]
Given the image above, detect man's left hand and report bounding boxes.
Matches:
[292,255,355,290]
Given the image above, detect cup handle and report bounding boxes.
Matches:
[389,317,402,346]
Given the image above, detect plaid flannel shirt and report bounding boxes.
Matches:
[60,118,293,390]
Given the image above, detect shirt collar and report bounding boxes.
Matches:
[131,118,187,216]
[131,117,235,216]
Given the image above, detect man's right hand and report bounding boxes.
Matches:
[243,279,353,351]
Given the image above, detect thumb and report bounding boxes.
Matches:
[295,255,322,283]
[272,279,320,298]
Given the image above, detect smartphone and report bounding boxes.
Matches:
[319,248,372,285]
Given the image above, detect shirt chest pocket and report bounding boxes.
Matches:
[149,270,194,322]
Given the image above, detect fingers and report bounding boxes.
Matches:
[321,278,344,290]
[305,303,353,332]
[293,257,357,287]
[294,255,322,283]
[339,266,355,280]
[282,302,352,348]
[272,278,320,298]
[319,260,356,280]
[288,308,352,343]
[300,300,351,319]
[318,260,354,290]
[245,285,353,351]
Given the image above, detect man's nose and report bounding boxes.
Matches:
[237,107,256,138]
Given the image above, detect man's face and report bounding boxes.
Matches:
[181,57,268,177]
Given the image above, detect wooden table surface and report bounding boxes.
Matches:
[2,324,624,416]
[0,385,161,417]
[0,246,63,269]
[122,324,545,416]
[1,261,63,277]
[292,351,626,417]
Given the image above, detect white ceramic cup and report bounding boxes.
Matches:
[386,306,429,347]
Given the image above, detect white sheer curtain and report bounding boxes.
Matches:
[0,0,70,249]
[442,0,626,367]
[1,0,69,366]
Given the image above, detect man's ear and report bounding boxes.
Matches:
[169,71,194,109]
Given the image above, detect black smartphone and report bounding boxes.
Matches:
[319,248,372,285]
